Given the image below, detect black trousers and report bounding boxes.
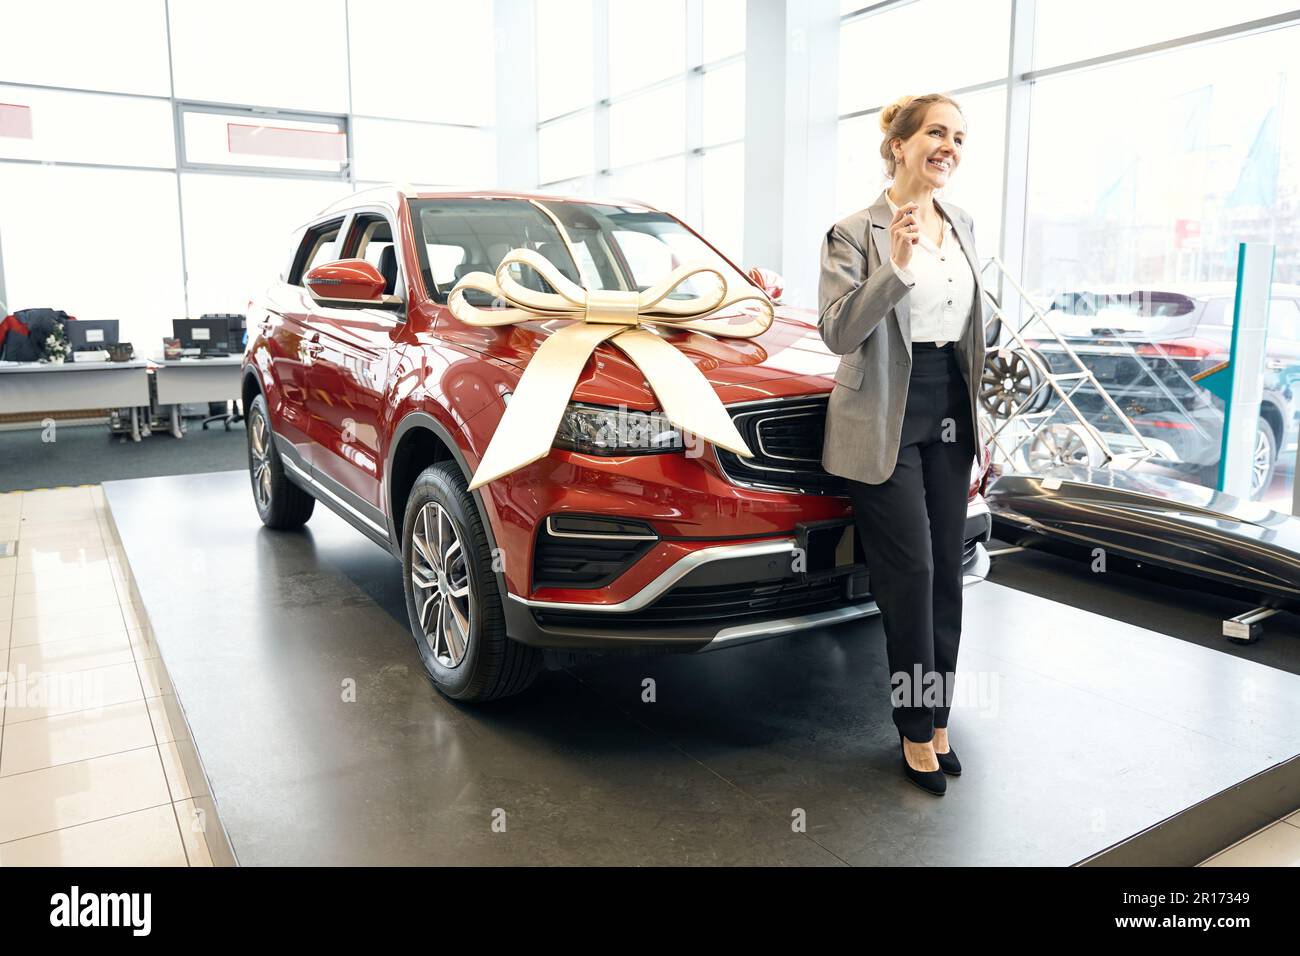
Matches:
[846,341,976,744]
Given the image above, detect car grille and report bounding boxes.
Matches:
[532,536,987,631]
[532,573,858,629]
[714,397,847,495]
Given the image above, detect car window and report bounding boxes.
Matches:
[291,217,344,285]
[410,198,749,308]
[343,214,404,298]
[613,230,673,288]
[425,243,468,287]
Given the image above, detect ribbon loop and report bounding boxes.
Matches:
[584,289,643,325]
[447,246,774,489]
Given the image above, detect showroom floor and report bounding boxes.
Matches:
[0,485,213,865]
[2,479,1298,866]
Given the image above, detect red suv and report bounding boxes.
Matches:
[242,186,993,701]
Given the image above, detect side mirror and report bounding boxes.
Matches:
[747,266,784,303]
[305,259,402,311]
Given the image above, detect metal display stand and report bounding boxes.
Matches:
[976,256,1167,474]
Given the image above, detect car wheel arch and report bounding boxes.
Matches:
[241,367,264,412]
[385,412,507,592]
[1260,401,1284,447]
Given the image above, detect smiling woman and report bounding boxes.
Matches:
[817,90,986,796]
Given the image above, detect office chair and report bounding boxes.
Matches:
[201,399,244,431]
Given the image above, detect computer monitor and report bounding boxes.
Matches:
[200,313,246,352]
[173,317,231,356]
[66,319,119,352]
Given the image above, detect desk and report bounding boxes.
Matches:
[151,356,243,439]
[0,359,152,440]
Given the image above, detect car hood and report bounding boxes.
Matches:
[468,305,841,407]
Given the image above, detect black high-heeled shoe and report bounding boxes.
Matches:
[934,741,961,776]
[898,731,946,795]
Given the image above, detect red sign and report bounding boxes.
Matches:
[0,103,33,139]
[1174,219,1202,249]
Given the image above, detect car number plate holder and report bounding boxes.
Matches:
[795,518,858,577]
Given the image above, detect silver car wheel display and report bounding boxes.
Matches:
[410,501,474,668]
[1026,423,1099,471]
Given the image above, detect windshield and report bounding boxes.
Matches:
[410,198,750,308]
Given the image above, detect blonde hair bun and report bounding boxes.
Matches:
[879,95,914,133]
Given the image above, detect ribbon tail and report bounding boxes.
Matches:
[612,329,754,458]
[468,322,624,490]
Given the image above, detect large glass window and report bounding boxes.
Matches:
[181,109,347,175]
[608,0,686,96]
[0,85,175,168]
[1023,25,1298,292]
[703,0,747,63]
[536,0,594,120]
[1031,0,1299,70]
[838,0,1011,116]
[348,0,495,125]
[538,112,595,185]
[0,0,171,96]
[702,63,745,147]
[0,164,186,348]
[351,119,494,185]
[168,0,350,113]
[610,84,686,167]
[1022,22,1299,505]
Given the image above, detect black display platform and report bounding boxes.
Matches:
[103,471,1300,866]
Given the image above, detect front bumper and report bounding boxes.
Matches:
[502,497,993,652]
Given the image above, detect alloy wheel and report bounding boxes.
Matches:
[1251,425,1273,497]
[250,411,272,510]
[410,501,474,668]
[1026,423,1097,471]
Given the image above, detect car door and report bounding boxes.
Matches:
[260,216,345,470]
[301,209,405,516]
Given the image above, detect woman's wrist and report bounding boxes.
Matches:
[890,257,915,286]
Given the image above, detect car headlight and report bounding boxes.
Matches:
[553,401,684,455]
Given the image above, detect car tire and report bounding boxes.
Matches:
[1198,419,1278,500]
[401,461,542,703]
[246,393,315,529]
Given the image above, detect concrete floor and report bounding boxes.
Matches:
[101,471,1300,866]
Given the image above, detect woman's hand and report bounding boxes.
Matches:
[890,202,920,270]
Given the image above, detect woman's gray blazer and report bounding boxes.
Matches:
[817,188,987,486]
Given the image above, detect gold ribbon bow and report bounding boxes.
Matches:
[447,248,774,490]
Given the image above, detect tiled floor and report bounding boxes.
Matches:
[0,485,212,866]
[1200,811,1300,867]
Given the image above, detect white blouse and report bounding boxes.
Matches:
[885,192,975,347]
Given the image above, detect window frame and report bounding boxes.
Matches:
[340,206,408,304]
[288,215,346,286]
